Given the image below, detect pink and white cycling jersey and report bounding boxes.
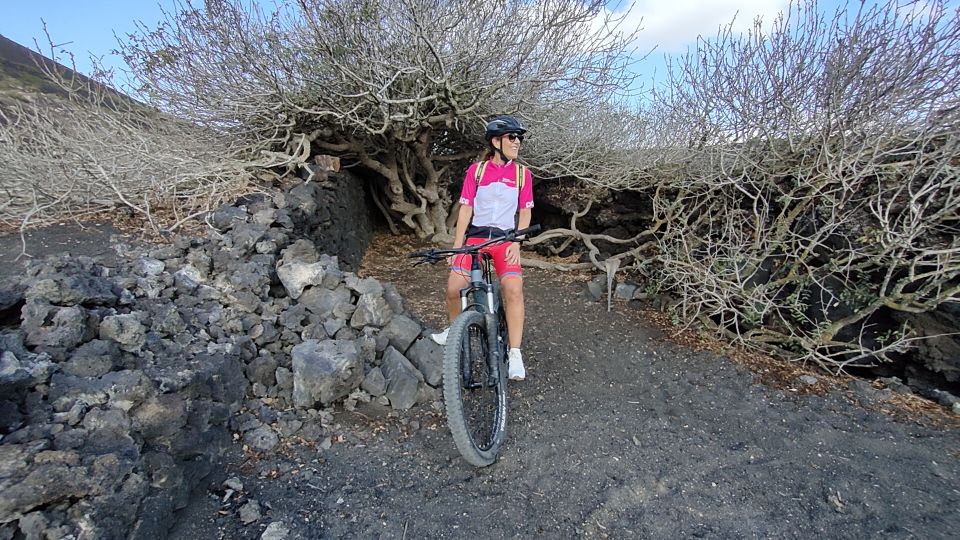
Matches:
[458,160,534,231]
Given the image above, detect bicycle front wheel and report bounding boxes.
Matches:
[442,310,507,467]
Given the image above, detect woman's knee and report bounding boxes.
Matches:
[501,278,524,304]
[446,273,467,297]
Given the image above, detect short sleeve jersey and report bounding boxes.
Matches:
[458,160,534,231]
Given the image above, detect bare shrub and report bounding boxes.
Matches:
[638,0,960,371]
[0,47,262,243]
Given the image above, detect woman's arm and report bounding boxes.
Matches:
[516,208,532,232]
[507,208,532,265]
[453,205,473,249]
[448,205,473,266]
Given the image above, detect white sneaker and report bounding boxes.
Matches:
[508,348,526,381]
[431,327,449,346]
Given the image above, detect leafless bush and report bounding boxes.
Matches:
[0,49,262,244]
[119,0,640,239]
[635,0,960,371]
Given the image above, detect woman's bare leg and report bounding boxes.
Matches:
[445,271,469,323]
[501,276,524,348]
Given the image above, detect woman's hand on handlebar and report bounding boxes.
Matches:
[506,243,520,265]
[448,244,461,267]
[506,225,537,264]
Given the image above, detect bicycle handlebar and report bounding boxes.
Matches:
[408,225,541,265]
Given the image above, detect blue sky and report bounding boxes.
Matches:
[1,1,955,89]
[1,1,181,78]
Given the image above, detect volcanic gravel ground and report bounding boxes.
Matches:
[167,235,959,539]
[3,226,956,538]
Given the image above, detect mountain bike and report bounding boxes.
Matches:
[409,225,539,466]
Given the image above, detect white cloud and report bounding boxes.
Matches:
[607,0,790,53]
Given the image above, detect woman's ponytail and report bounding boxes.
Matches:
[476,147,495,162]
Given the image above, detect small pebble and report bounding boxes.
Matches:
[261,521,290,540]
[319,436,332,450]
[223,477,244,492]
[239,500,261,524]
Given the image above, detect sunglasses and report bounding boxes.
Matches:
[504,133,524,142]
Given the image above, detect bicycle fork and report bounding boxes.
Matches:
[457,255,503,388]
[487,312,504,381]
[459,288,495,313]
[458,295,503,390]
[460,265,495,314]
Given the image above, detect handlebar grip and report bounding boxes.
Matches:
[516,224,541,237]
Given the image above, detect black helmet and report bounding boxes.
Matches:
[484,115,527,141]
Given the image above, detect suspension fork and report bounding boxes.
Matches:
[459,252,495,314]
[486,312,503,369]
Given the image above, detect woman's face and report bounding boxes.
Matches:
[496,133,522,161]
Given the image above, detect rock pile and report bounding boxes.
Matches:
[0,175,442,539]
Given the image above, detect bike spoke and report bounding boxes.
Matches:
[460,324,499,449]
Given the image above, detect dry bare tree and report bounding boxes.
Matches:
[635,0,960,371]
[118,0,641,240]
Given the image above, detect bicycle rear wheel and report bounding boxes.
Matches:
[442,310,507,467]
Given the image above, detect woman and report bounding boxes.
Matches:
[431,115,534,381]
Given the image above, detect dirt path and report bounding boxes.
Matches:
[167,234,959,539]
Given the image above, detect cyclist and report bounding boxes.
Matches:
[431,115,534,381]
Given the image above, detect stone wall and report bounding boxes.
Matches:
[0,174,442,539]
[224,170,374,272]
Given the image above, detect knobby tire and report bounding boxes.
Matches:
[442,309,507,467]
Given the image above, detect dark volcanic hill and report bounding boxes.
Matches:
[0,33,137,108]
[0,34,86,97]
